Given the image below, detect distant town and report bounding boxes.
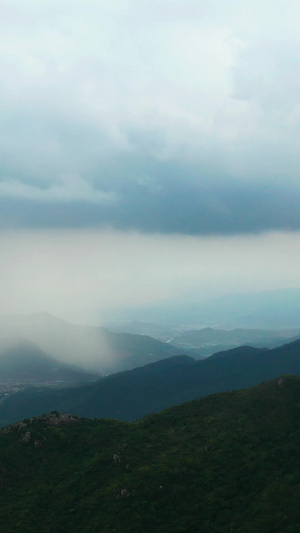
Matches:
[0,379,69,402]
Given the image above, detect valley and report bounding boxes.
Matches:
[1,316,300,426]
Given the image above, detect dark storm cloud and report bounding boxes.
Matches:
[0,159,299,235]
[2,1,300,236]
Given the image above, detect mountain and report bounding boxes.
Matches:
[109,287,300,328]
[101,328,193,371]
[104,322,300,358]
[0,338,98,383]
[1,377,300,531]
[104,320,179,342]
[2,339,300,425]
[168,326,300,357]
[0,313,189,373]
[212,288,300,328]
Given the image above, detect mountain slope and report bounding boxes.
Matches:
[100,328,192,370]
[0,338,98,383]
[1,377,300,531]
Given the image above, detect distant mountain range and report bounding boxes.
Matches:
[107,322,300,357]
[1,376,300,531]
[2,338,300,425]
[169,326,300,356]
[0,313,189,373]
[109,287,300,328]
[1,313,298,377]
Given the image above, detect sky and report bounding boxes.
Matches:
[1,0,300,323]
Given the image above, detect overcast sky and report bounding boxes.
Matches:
[1,0,300,322]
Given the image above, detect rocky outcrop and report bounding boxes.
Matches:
[19,431,31,443]
[42,413,79,426]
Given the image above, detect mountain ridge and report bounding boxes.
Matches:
[2,338,300,425]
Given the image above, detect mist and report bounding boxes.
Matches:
[0,225,300,328]
[0,312,119,373]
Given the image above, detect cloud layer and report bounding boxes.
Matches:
[1,1,300,234]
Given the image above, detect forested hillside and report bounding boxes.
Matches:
[0,376,300,531]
